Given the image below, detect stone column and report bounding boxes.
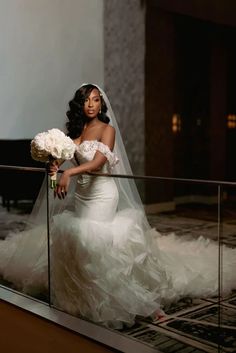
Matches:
[104,0,146,175]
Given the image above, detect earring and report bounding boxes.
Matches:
[99,109,102,114]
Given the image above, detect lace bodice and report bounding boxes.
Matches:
[75,140,119,172]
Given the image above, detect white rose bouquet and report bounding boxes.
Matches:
[31,128,76,188]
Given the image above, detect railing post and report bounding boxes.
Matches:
[46,173,51,307]
[217,184,223,352]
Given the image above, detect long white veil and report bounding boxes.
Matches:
[94,84,145,209]
[28,84,149,230]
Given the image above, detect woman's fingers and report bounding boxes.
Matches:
[55,184,67,199]
[46,161,59,175]
[53,172,69,200]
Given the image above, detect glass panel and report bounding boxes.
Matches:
[139,177,224,352]
[0,167,48,303]
[2,169,235,351]
[49,173,232,351]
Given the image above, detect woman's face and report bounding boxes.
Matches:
[83,88,101,119]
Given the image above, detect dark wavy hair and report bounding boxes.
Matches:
[66,84,110,139]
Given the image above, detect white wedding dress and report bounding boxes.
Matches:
[0,140,236,329]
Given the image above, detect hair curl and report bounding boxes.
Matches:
[66,84,110,139]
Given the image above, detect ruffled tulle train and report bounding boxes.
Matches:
[1,207,236,328]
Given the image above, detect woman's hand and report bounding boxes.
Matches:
[55,170,71,199]
[46,160,59,177]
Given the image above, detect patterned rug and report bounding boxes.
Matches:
[123,294,236,352]
[0,201,236,352]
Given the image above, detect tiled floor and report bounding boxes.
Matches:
[0,201,236,353]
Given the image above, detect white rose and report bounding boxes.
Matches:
[31,128,76,162]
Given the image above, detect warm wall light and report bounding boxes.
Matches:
[227,114,236,129]
[172,114,181,133]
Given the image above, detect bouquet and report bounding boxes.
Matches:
[31,128,76,188]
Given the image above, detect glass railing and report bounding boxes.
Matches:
[0,165,48,303]
[0,164,236,353]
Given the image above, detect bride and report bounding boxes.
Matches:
[0,83,236,329]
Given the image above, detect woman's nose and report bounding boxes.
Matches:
[88,100,93,107]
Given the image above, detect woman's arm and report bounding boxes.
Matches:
[56,125,115,198]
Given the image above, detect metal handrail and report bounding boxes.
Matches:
[1,164,236,186]
[0,164,45,173]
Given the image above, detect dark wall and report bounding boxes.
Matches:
[145,4,236,203]
[0,140,45,209]
[154,0,236,28]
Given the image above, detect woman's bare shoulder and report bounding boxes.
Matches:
[101,124,115,149]
[102,124,115,136]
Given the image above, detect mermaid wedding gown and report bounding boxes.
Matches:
[0,140,236,329]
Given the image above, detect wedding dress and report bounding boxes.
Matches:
[0,85,236,329]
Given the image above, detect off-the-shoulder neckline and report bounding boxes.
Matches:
[74,139,98,147]
[75,140,114,154]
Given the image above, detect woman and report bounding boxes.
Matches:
[49,84,170,327]
[0,84,236,329]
